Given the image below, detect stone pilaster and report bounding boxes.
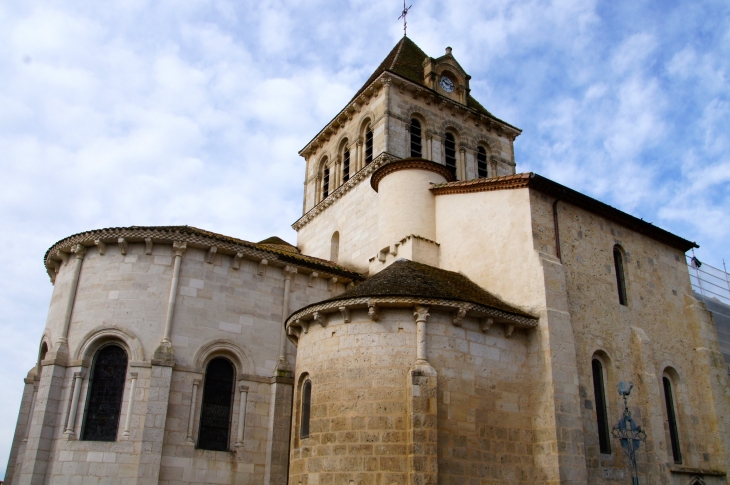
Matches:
[407,365,438,485]
[5,373,38,485]
[264,376,294,485]
[17,363,67,485]
[135,364,173,485]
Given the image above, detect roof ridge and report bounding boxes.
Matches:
[388,37,407,70]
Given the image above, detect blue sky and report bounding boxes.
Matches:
[0,0,728,476]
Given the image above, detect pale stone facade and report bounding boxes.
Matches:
[7,36,730,485]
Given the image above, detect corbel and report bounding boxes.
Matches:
[368,300,380,322]
[452,307,467,326]
[480,318,493,333]
[118,238,128,255]
[437,100,445,112]
[308,272,318,287]
[206,246,217,264]
[232,252,243,270]
[94,240,106,255]
[257,259,268,276]
[347,281,355,289]
[313,312,326,327]
[297,319,309,334]
[504,324,515,338]
[51,260,61,274]
[145,238,153,255]
[389,243,399,257]
[339,306,351,323]
[56,251,70,266]
[328,277,338,291]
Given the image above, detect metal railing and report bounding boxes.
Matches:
[687,253,730,306]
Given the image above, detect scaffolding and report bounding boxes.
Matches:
[688,253,730,371]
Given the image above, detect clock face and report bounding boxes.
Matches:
[440,76,455,93]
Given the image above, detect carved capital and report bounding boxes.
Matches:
[238,384,249,392]
[128,372,138,379]
[413,305,430,323]
[172,241,187,257]
[72,244,87,259]
[284,265,298,281]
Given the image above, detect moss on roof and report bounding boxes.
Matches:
[320,259,533,318]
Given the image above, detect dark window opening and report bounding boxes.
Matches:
[613,246,627,305]
[410,119,422,157]
[323,167,330,199]
[343,149,350,182]
[82,345,128,441]
[663,377,682,464]
[445,133,457,172]
[365,127,373,164]
[300,380,311,439]
[477,146,488,178]
[592,359,611,454]
[198,358,235,451]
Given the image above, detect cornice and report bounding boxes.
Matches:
[370,158,456,192]
[44,226,364,284]
[292,152,400,231]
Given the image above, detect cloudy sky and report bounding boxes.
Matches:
[0,0,728,476]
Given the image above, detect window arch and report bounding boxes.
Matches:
[477,146,488,178]
[662,373,682,464]
[613,245,627,305]
[81,344,128,441]
[444,132,457,172]
[198,357,235,451]
[410,119,422,157]
[300,379,312,439]
[591,358,611,454]
[330,231,340,262]
[365,126,373,164]
[322,165,330,199]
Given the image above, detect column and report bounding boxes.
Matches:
[186,379,200,444]
[356,139,363,172]
[383,77,391,154]
[276,266,297,375]
[458,148,466,181]
[413,305,430,365]
[264,376,294,485]
[235,385,249,447]
[58,244,88,353]
[63,371,84,439]
[5,375,38,485]
[122,372,138,438]
[426,133,433,161]
[154,241,186,366]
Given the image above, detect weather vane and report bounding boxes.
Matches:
[398,0,412,36]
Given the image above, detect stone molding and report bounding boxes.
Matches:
[285,295,538,344]
[291,152,400,230]
[370,157,456,192]
[192,339,255,375]
[44,225,363,283]
[72,325,145,367]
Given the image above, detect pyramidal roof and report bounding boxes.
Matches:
[351,36,492,116]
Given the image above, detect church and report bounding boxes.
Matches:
[6,36,730,485]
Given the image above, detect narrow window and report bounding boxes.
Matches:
[477,146,488,178]
[365,127,373,164]
[592,359,611,454]
[330,231,340,262]
[323,167,330,199]
[343,149,350,182]
[198,358,235,451]
[445,133,457,171]
[82,345,128,441]
[613,246,627,305]
[663,377,682,464]
[300,380,312,439]
[410,119,422,157]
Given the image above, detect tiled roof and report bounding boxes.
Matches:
[316,259,534,319]
[431,173,699,252]
[44,225,364,281]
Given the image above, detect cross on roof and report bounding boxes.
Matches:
[398,0,412,36]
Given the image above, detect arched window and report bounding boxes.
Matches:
[82,345,128,441]
[613,246,627,306]
[444,133,457,171]
[300,380,312,439]
[410,119,422,157]
[322,167,330,199]
[343,149,350,182]
[330,232,340,262]
[198,357,235,451]
[365,126,373,164]
[663,376,682,464]
[591,359,611,454]
[477,146,488,178]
